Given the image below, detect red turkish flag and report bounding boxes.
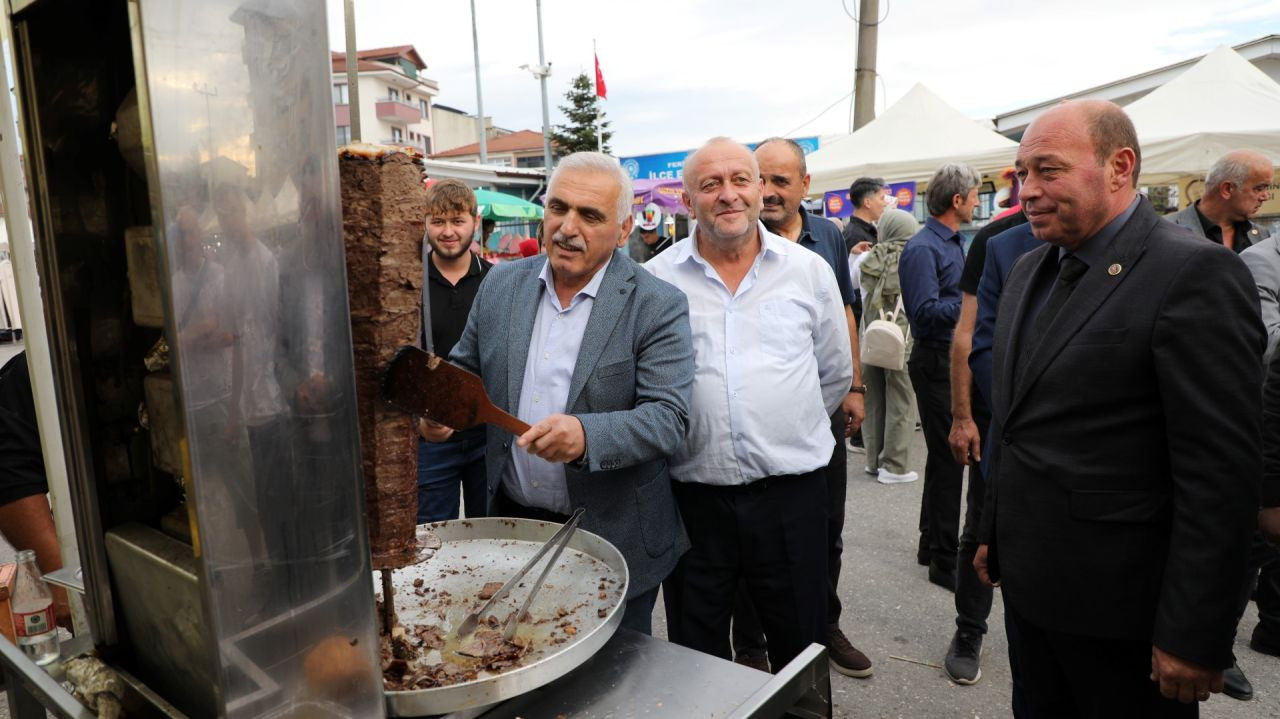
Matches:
[594,52,607,99]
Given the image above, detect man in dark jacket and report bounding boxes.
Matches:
[977,100,1262,716]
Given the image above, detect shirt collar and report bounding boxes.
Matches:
[427,251,483,283]
[537,252,613,305]
[1060,196,1139,267]
[924,216,963,245]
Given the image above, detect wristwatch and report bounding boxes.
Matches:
[849,384,867,394]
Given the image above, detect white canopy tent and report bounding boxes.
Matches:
[807,83,1018,193]
[1127,45,1280,185]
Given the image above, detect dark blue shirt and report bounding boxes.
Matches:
[797,211,857,308]
[899,216,965,342]
[971,225,1041,407]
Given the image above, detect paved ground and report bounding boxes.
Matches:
[656,428,1280,718]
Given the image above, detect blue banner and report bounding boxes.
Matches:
[620,137,820,180]
[888,181,916,214]
[824,190,852,219]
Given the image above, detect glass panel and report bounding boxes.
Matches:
[134,1,382,715]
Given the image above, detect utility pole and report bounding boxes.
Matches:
[852,0,878,131]
[344,0,361,142]
[535,0,553,171]
[470,0,488,163]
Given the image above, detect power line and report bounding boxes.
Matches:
[783,91,854,138]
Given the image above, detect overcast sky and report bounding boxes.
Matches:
[325,0,1280,157]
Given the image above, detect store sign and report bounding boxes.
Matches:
[620,137,820,180]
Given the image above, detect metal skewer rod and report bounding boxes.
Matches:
[381,568,396,633]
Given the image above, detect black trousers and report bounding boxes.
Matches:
[1004,600,1197,718]
[1237,531,1280,647]
[908,341,964,574]
[956,387,994,635]
[731,411,847,657]
[665,469,828,672]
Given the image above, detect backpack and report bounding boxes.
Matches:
[858,240,912,370]
[861,296,907,370]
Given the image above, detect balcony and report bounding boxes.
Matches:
[375,98,423,124]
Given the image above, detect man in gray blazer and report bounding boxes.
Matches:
[420,151,695,635]
[1168,150,1272,255]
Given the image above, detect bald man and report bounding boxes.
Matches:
[976,101,1262,716]
[648,137,853,673]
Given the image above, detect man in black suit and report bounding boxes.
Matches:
[975,100,1263,716]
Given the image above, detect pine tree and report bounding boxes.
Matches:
[550,72,611,155]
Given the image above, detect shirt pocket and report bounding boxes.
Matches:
[758,300,812,360]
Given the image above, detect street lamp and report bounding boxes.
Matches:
[525,0,554,172]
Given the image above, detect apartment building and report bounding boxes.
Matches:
[331,45,438,154]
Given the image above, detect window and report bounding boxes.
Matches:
[405,93,413,104]
[336,125,350,146]
[423,136,432,155]
[333,84,348,105]
[388,88,400,102]
[420,100,430,120]
[392,127,403,143]
[517,155,546,168]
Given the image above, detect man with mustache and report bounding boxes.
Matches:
[648,138,852,673]
[721,137,869,678]
[420,152,695,635]
[975,100,1262,715]
[415,179,491,522]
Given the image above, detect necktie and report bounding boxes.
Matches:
[1028,254,1088,347]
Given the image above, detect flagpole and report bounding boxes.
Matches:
[594,39,602,153]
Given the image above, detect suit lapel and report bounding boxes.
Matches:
[506,260,544,413]
[566,252,634,410]
[996,244,1053,418]
[1007,199,1157,417]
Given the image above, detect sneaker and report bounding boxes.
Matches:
[1223,662,1253,701]
[734,650,770,673]
[877,468,919,484]
[943,630,983,685]
[827,624,873,678]
[864,466,879,476]
[845,437,866,454]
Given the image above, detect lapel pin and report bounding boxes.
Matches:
[1108,263,1122,276]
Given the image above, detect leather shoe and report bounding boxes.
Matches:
[943,630,982,685]
[927,564,956,592]
[827,624,872,678]
[1250,626,1280,657]
[1223,662,1253,701]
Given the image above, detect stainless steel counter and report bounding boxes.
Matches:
[464,630,830,719]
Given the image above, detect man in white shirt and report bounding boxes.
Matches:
[647,138,853,672]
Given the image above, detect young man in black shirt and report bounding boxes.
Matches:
[417,180,492,522]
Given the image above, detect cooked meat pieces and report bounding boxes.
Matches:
[414,624,446,650]
[457,629,531,671]
[478,581,504,600]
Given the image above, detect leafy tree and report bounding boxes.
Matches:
[550,72,611,155]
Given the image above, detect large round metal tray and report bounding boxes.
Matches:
[383,517,629,716]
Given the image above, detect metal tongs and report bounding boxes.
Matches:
[456,508,586,642]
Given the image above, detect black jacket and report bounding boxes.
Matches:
[983,198,1262,669]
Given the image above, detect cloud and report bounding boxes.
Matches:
[326,0,1280,156]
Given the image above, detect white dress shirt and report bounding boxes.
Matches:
[502,257,611,513]
[645,222,852,486]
